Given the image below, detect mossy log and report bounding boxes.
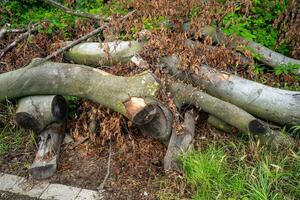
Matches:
[16,95,67,133]
[29,122,65,179]
[161,55,300,126]
[64,40,144,67]
[169,82,294,148]
[164,109,196,171]
[197,25,300,76]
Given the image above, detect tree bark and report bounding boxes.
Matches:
[16,95,67,133]
[29,122,65,179]
[169,82,294,148]
[207,115,233,133]
[161,55,300,126]
[64,41,145,67]
[164,109,196,171]
[0,59,160,120]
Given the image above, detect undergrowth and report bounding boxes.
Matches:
[180,142,300,200]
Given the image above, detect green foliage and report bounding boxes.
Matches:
[274,63,300,76]
[65,96,80,118]
[180,142,300,200]
[222,0,290,55]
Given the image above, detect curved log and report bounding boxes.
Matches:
[64,41,145,67]
[169,82,294,148]
[0,59,160,119]
[161,55,300,126]
[16,95,67,133]
[197,25,300,76]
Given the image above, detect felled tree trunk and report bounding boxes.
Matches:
[161,55,300,126]
[169,82,294,148]
[29,122,65,179]
[0,59,160,121]
[197,25,300,76]
[16,95,67,133]
[0,59,174,144]
[164,109,196,171]
[64,40,145,67]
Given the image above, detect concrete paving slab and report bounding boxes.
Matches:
[75,189,103,200]
[14,179,50,198]
[40,183,81,200]
[0,174,23,191]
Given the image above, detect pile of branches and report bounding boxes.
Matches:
[0,0,299,179]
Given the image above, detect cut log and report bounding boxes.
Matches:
[164,109,196,171]
[16,95,67,133]
[196,25,300,76]
[29,122,65,179]
[161,55,300,126]
[0,59,160,119]
[169,82,294,148]
[134,100,173,145]
[64,41,145,67]
[207,115,233,133]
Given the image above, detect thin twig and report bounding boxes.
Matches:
[98,139,112,191]
[28,10,136,67]
[0,24,36,59]
[43,0,109,21]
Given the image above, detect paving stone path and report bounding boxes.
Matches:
[0,173,103,200]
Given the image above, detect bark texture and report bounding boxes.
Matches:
[64,41,145,67]
[164,109,196,171]
[169,82,294,148]
[16,95,67,133]
[162,55,300,126]
[29,122,65,179]
[207,115,233,133]
[0,59,160,119]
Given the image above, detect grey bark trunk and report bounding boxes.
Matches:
[161,55,300,126]
[16,95,67,133]
[0,59,160,120]
[169,82,294,148]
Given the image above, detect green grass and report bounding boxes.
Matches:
[179,142,300,200]
[0,102,36,156]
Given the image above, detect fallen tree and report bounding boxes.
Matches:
[161,55,300,126]
[0,59,175,145]
[64,41,300,126]
[169,82,294,148]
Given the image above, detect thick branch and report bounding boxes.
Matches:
[64,40,145,66]
[161,55,300,126]
[169,82,294,148]
[0,60,160,118]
